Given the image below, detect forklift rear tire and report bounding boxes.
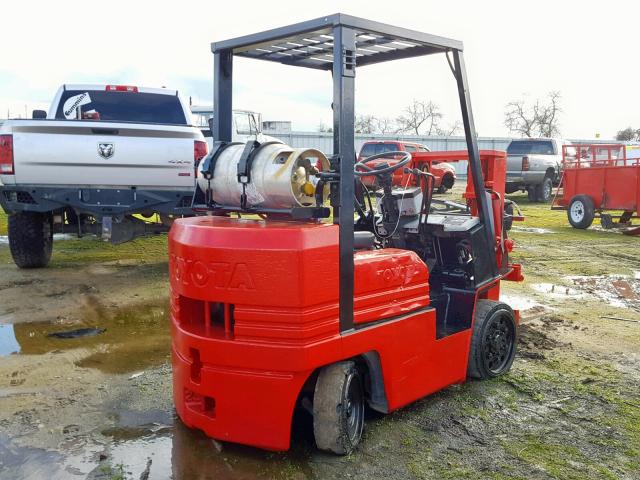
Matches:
[567,195,595,229]
[467,300,517,380]
[8,212,53,268]
[313,361,364,455]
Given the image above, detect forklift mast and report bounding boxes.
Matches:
[210,13,498,334]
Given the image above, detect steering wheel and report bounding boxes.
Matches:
[354,151,412,177]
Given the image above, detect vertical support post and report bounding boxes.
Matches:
[213,49,233,142]
[453,50,498,277]
[332,26,356,333]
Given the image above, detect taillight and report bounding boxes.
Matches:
[106,85,138,92]
[521,156,529,171]
[194,140,208,163]
[0,135,14,175]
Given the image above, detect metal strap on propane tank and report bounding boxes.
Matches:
[235,139,283,209]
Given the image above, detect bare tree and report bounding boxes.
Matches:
[375,117,395,134]
[436,120,462,136]
[317,121,332,133]
[616,127,640,142]
[354,114,377,134]
[396,100,443,135]
[504,92,562,138]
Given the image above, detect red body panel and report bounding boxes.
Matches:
[554,144,640,215]
[169,217,472,451]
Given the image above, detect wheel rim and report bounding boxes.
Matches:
[570,201,585,222]
[543,181,552,199]
[482,313,515,374]
[344,373,364,444]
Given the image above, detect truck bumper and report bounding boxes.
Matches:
[0,185,194,217]
[506,171,545,186]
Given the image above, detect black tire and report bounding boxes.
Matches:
[505,184,520,195]
[467,300,517,380]
[8,212,53,268]
[313,361,365,455]
[567,195,595,229]
[600,214,614,230]
[437,184,447,194]
[440,173,455,193]
[535,176,553,203]
[527,187,536,202]
[504,202,514,231]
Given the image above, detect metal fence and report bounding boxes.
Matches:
[266,131,619,175]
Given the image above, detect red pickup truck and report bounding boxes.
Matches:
[358,140,457,193]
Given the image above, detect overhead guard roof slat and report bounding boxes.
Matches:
[211,13,463,70]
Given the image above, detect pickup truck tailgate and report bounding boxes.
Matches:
[506,155,524,175]
[10,121,199,188]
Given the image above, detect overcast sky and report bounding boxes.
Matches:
[2,0,638,139]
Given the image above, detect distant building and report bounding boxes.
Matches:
[263,120,292,133]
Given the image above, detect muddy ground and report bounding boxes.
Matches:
[0,191,639,480]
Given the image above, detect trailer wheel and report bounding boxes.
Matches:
[567,195,595,229]
[535,176,553,203]
[467,300,517,380]
[313,361,364,455]
[600,214,614,230]
[8,212,53,268]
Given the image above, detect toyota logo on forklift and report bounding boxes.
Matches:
[168,13,524,455]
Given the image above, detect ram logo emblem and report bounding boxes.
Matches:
[97,143,115,159]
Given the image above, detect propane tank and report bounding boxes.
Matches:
[198,142,330,209]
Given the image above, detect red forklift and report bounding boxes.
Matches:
[552,144,640,234]
[169,14,524,454]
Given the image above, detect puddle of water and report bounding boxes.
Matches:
[0,435,66,480]
[531,283,584,298]
[0,320,20,356]
[0,325,20,356]
[511,226,555,234]
[1,416,313,480]
[0,233,79,245]
[500,293,543,311]
[101,417,312,480]
[0,299,171,374]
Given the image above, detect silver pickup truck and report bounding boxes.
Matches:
[0,84,207,268]
[505,138,571,202]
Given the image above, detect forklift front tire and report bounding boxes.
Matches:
[467,300,517,380]
[313,361,365,455]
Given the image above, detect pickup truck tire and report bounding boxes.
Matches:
[567,195,595,229]
[527,187,536,202]
[535,176,554,203]
[505,184,520,194]
[504,202,514,231]
[8,212,53,268]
